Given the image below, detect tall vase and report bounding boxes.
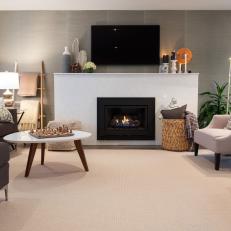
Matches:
[72,38,80,64]
[78,50,88,69]
[62,46,71,73]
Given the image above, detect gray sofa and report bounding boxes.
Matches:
[0,142,9,201]
[0,108,18,143]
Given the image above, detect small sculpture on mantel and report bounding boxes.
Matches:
[168,97,179,109]
[170,50,177,74]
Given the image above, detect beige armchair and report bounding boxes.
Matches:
[194,115,231,170]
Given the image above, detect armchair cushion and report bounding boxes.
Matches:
[0,107,13,123]
[208,115,230,129]
[194,128,231,153]
[225,118,231,130]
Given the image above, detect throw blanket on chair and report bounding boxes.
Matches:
[185,111,199,151]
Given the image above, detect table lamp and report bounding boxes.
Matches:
[0,72,19,107]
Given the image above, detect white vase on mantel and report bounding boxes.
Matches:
[78,50,87,69]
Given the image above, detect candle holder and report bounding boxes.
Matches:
[176,48,192,74]
[170,60,177,73]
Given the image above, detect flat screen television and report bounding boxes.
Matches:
[91,25,160,65]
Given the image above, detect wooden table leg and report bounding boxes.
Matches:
[41,143,45,165]
[25,143,38,177]
[74,140,89,171]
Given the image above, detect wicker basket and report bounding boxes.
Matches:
[162,119,189,151]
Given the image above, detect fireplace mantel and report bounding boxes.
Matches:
[54,73,199,145]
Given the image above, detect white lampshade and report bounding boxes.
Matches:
[0,72,19,89]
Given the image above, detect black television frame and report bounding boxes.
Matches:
[91,25,160,65]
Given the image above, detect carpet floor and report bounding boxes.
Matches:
[1,147,231,231]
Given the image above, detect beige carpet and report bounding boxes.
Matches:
[1,147,231,231]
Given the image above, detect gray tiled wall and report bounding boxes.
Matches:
[0,11,230,123]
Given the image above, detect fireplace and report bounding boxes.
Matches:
[97,97,155,140]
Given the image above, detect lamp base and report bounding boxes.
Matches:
[3,89,14,107]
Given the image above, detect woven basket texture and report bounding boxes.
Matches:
[162,119,189,151]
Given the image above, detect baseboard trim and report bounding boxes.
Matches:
[83,145,162,150]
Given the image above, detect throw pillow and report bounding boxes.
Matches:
[161,104,187,119]
[0,107,14,123]
[0,97,4,108]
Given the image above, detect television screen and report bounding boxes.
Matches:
[91,25,160,65]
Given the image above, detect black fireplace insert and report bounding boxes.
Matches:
[97,97,155,140]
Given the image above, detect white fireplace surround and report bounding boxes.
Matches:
[54,73,199,145]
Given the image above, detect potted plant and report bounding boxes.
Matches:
[198,81,229,128]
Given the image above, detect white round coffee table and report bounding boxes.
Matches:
[4,130,91,177]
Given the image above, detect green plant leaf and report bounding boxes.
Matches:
[199,81,229,128]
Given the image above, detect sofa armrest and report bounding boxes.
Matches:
[207,115,230,129]
[0,142,10,166]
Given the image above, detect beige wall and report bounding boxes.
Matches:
[0,11,231,123]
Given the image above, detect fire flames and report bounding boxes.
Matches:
[122,115,130,125]
[110,115,141,128]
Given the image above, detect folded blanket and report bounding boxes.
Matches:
[185,111,199,151]
[185,111,199,140]
[17,73,38,96]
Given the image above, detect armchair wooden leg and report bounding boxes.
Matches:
[4,185,8,201]
[194,143,199,156]
[215,153,221,170]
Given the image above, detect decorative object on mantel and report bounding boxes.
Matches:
[78,50,88,69]
[168,97,179,109]
[83,61,97,73]
[170,50,178,73]
[71,62,82,73]
[62,46,71,73]
[176,48,192,73]
[159,54,169,73]
[71,38,82,73]
[71,38,80,64]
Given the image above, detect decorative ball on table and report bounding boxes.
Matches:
[83,62,97,73]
